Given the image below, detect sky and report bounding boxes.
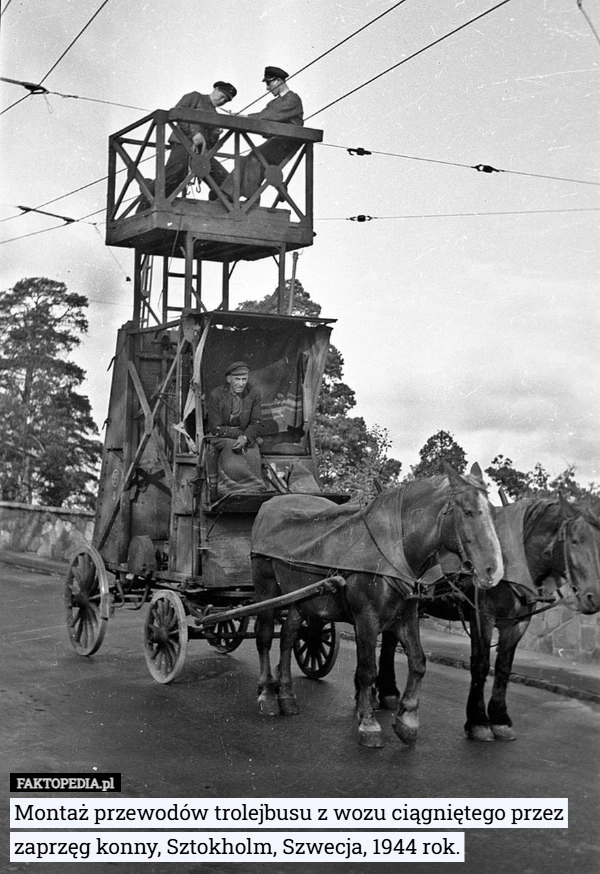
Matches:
[1,0,599,488]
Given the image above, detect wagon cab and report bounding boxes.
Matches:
[65,306,350,679]
[94,308,348,583]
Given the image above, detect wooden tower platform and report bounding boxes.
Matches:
[105,109,323,323]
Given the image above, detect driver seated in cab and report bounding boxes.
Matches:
[205,361,265,503]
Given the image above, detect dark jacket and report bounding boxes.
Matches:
[249,90,304,127]
[207,384,263,443]
[170,91,221,148]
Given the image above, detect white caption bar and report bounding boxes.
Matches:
[10,831,465,863]
[10,797,568,829]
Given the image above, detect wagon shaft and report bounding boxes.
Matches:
[195,575,346,628]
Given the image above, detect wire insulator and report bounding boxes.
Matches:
[347,147,372,156]
[473,164,501,174]
[349,215,373,222]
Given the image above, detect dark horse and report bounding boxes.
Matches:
[251,463,503,748]
[376,494,600,742]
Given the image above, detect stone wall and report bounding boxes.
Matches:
[1,502,597,663]
[0,502,94,562]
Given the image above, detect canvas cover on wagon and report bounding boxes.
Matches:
[252,491,422,589]
[194,311,333,454]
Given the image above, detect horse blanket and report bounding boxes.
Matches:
[251,491,438,591]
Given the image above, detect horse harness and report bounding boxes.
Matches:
[360,483,482,600]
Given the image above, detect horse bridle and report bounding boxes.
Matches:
[439,485,492,578]
[359,483,483,595]
[508,511,593,621]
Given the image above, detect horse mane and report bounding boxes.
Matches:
[522,496,566,541]
[368,472,489,517]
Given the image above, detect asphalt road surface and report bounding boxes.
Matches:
[2,563,599,873]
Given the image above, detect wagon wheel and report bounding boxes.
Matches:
[64,545,111,656]
[206,615,250,654]
[293,618,340,678]
[143,590,188,684]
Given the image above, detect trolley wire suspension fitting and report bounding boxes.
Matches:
[17,204,76,224]
[0,76,50,95]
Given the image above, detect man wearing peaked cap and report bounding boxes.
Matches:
[205,361,265,503]
[262,66,289,82]
[136,80,236,211]
[221,63,303,201]
[225,360,250,376]
[214,81,237,101]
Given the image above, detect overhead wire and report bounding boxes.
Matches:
[3,201,599,249]
[577,0,600,48]
[2,0,597,242]
[0,78,149,112]
[237,0,411,113]
[306,0,513,120]
[322,142,600,188]
[0,0,113,117]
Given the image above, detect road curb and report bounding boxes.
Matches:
[339,630,600,706]
[3,554,599,706]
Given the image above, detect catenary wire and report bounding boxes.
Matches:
[306,0,513,120]
[577,0,600,48]
[0,0,112,117]
[2,0,597,237]
[2,204,599,248]
[321,143,600,188]
[237,0,411,113]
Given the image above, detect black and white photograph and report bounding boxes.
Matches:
[1,2,599,872]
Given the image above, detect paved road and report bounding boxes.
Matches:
[2,564,599,873]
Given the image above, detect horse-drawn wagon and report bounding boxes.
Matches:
[64,106,509,749]
[64,308,350,683]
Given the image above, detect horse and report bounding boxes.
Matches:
[375,494,600,742]
[250,463,504,748]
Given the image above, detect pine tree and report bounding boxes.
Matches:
[0,277,102,507]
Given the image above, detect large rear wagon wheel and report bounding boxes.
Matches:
[143,590,188,684]
[293,618,340,679]
[64,546,110,656]
[206,615,250,654]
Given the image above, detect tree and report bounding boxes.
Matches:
[485,455,531,499]
[409,430,467,479]
[238,280,402,498]
[486,455,600,509]
[0,277,102,507]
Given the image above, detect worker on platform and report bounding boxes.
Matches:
[220,66,303,201]
[205,361,266,503]
[136,81,237,211]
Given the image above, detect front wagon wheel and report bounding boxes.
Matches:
[143,590,188,684]
[293,618,340,678]
[64,546,110,656]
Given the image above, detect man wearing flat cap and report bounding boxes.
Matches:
[137,81,237,211]
[221,65,303,201]
[205,361,265,503]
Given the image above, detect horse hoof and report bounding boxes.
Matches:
[379,695,400,711]
[258,696,280,717]
[392,721,418,746]
[492,724,517,741]
[358,729,384,748]
[279,695,300,717]
[465,724,495,742]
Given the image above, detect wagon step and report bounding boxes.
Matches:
[194,574,346,628]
